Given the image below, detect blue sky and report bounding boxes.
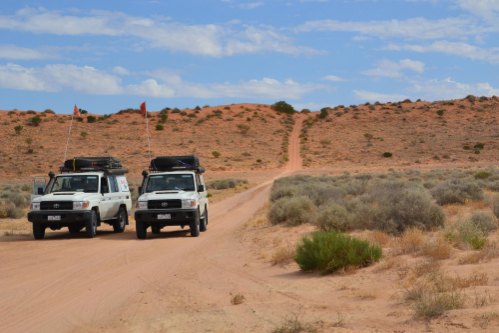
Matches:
[0,0,498,114]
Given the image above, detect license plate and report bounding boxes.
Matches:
[48,215,61,221]
[157,214,171,220]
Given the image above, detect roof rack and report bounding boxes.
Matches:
[59,167,129,175]
[61,157,126,175]
[149,155,204,173]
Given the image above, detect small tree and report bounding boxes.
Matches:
[237,124,250,134]
[364,133,374,142]
[80,109,88,114]
[383,152,393,158]
[212,151,221,158]
[87,116,96,123]
[273,101,296,114]
[80,132,88,139]
[30,116,42,126]
[160,114,168,124]
[436,109,445,117]
[14,125,23,135]
[156,124,164,130]
[318,107,329,119]
[76,117,84,122]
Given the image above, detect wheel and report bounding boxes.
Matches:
[151,225,161,234]
[190,218,200,237]
[113,207,127,233]
[200,207,207,232]
[68,225,81,234]
[33,223,46,240]
[136,221,147,239]
[85,210,97,238]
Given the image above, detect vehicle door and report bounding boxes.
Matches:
[116,175,131,214]
[100,177,114,220]
[196,174,208,215]
[107,176,122,217]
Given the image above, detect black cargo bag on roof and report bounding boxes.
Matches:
[64,157,123,170]
[151,155,199,170]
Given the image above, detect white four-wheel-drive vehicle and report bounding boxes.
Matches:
[134,155,209,239]
[27,157,132,239]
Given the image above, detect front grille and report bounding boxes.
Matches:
[41,201,73,210]
[148,199,181,209]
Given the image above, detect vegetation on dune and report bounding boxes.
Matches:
[273,101,296,114]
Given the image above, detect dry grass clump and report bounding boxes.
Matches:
[458,242,499,265]
[443,204,460,216]
[374,256,403,272]
[0,202,24,219]
[411,259,441,278]
[361,229,391,247]
[271,245,297,266]
[420,237,452,260]
[474,311,499,328]
[271,312,324,333]
[392,228,426,254]
[230,293,245,305]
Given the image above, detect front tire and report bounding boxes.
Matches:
[33,223,46,240]
[190,218,200,237]
[113,207,127,233]
[86,210,97,238]
[200,208,207,232]
[136,221,147,239]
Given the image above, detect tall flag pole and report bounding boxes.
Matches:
[64,105,81,163]
[140,102,152,164]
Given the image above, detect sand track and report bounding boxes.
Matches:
[0,117,304,332]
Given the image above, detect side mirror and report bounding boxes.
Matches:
[138,186,142,194]
[198,185,205,192]
[37,187,44,195]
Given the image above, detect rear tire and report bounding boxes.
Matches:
[86,210,97,238]
[200,208,207,232]
[68,225,81,234]
[136,221,147,239]
[33,223,46,240]
[190,218,200,237]
[151,225,161,234]
[113,207,127,233]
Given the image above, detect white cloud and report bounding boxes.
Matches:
[295,17,479,40]
[409,77,499,101]
[113,66,130,75]
[239,2,264,9]
[353,90,409,103]
[0,63,329,99]
[361,59,425,78]
[0,7,322,57]
[0,44,54,60]
[322,75,345,81]
[384,41,499,64]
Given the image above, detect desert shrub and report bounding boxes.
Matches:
[268,196,314,226]
[316,204,352,231]
[269,184,300,202]
[475,171,492,179]
[8,192,30,208]
[87,116,96,123]
[273,101,296,114]
[445,216,488,249]
[237,124,250,134]
[80,131,88,139]
[21,184,31,192]
[208,178,248,190]
[0,202,24,219]
[43,109,55,114]
[180,111,187,116]
[436,109,445,116]
[469,212,498,235]
[211,151,221,158]
[196,117,206,125]
[383,152,392,158]
[14,125,23,134]
[28,116,42,126]
[474,143,485,149]
[301,109,310,114]
[172,108,180,113]
[160,114,168,123]
[295,230,382,274]
[156,124,164,130]
[318,107,329,119]
[76,117,83,122]
[431,179,483,205]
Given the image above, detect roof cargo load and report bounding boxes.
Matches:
[150,155,203,173]
[61,157,126,173]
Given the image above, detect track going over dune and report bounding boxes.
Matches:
[0,116,303,333]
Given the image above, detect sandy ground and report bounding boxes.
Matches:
[2,115,499,333]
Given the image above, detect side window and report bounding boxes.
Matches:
[108,176,119,193]
[101,177,110,193]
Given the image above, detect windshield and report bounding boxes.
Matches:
[51,175,99,193]
[146,174,195,192]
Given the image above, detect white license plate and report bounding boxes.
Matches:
[48,215,61,221]
[157,214,171,220]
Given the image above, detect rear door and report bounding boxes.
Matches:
[196,174,208,216]
[108,176,121,217]
[100,177,114,219]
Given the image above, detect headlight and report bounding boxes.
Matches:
[136,201,148,209]
[30,202,40,210]
[181,199,197,208]
[73,202,90,210]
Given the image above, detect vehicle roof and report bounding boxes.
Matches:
[149,171,197,175]
[56,172,106,177]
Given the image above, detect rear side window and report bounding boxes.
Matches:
[108,176,119,193]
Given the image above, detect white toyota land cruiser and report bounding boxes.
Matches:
[27,157,132,239]
[134,155,209,239]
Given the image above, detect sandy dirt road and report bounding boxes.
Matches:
[0,118,305,332]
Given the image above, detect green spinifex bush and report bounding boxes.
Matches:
[294,230,382,274]
[475,171,492,179]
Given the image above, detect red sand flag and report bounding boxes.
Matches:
[73,105,81,117]
[140,102,146,115]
